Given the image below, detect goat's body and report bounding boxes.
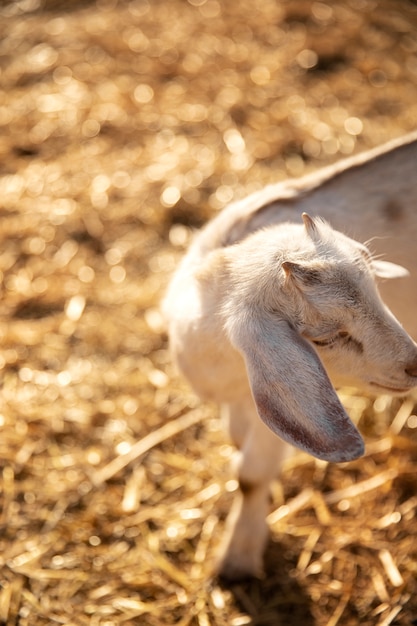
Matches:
[164,131,417,580]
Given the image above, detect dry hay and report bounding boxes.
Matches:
[1,0,417,624]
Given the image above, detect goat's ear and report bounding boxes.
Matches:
[229,315,364,463]
[372,259,409,279]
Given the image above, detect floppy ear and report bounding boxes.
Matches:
[372,259,409,279]
[229,314,364,463]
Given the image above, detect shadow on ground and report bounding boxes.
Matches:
[219,539,314,626]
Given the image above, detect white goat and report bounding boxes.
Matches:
[163,131,417,580]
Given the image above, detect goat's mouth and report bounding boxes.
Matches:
[369,382,412,394]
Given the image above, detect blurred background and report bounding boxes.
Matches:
[1,0,417,624]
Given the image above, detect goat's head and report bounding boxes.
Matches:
[282,213,417,392]
[223,213,417,462]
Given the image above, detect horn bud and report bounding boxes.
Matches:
[302,212,317,237]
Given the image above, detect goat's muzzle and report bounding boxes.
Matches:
[405,362,417,378]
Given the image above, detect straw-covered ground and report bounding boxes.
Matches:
[1,0,417,624]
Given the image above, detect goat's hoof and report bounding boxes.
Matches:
[216,554,264,582]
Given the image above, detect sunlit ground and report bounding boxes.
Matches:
[1,0,417,624]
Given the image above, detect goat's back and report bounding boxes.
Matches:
[193,132,417,338]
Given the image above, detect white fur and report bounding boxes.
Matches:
[163,132,417,580]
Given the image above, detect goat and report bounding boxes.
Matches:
[163,131,417,580]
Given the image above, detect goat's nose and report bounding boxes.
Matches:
[405,360,417,378]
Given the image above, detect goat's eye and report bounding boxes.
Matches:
[311,331,350,347]
[311,336,338,347]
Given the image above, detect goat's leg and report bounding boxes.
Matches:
[218,399,291,580]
